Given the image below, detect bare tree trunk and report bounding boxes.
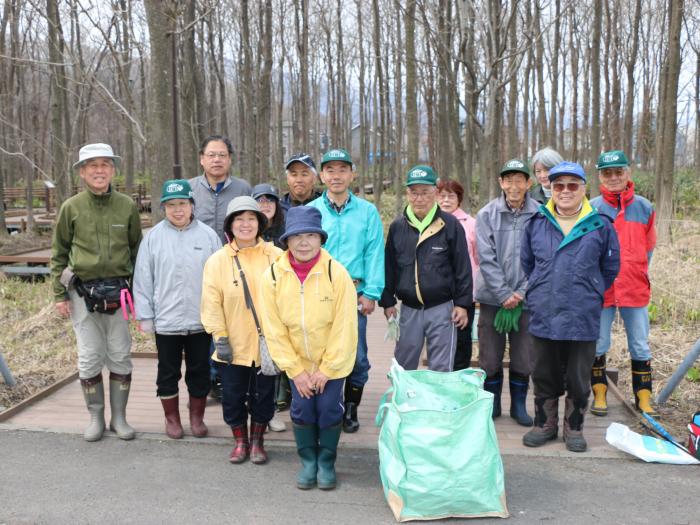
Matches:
[569,8,579,161]
[624,0,642,158]
[256,0,273,182]
[47,0,71,204]
[548,0,561,148]
[181,1,205,178]
[534,1,547,146]
[654,0,684,244]
[143,0,176,217]
[404,0,418,168]
[589,0,603,196]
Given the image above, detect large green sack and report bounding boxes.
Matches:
[376,360,509,521]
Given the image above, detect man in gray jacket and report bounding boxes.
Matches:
[189,135,251,400]
[190,135,252,243]
[476,159,540,426]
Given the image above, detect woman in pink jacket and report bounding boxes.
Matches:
[437,179,479,370]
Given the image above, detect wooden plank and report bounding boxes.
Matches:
[1,266,51,276]
[0,371,78,422]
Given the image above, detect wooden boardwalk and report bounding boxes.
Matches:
[1,313,631,458]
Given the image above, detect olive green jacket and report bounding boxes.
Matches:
[51,188,142,301]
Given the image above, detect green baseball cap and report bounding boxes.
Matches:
[499,159,530,178]
[321,148,353,168]
[160,179,194,203]
[596,150,629,170]
[405,165,438,186]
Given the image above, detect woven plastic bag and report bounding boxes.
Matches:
[376,360,509,522]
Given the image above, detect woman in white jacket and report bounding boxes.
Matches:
[133,179,221,439]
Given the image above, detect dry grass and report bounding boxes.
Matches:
[0,231,51,255]
[0,274,155,411]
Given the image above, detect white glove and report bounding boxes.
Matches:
[384,313,400,342]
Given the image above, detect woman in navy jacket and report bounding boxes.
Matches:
[520,162,620,453]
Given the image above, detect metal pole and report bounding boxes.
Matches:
[0,351,16,387]
[656,336,700,405]
[169,30,182,180]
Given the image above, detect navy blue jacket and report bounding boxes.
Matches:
[521,199,620,341]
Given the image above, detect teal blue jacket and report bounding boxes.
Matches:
[308,192,385,300]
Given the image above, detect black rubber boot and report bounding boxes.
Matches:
[343,382,363,433]
[590,355,608,416]
[632,359,657,416]
[484,372,503,418]
[509,372,533,426]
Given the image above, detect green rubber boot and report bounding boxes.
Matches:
[317,424,342,490]
[80,374,105,442]
[292,424,318,490]
[109,373,135,440]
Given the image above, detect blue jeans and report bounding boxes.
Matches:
[596,306,651,360]
[347,311,370,388]
[216,363,276,427]
[290,378,344,429]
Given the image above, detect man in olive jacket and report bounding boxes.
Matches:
[51,143,142,442]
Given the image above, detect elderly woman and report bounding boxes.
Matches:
[436,179,479,370]
[133,180,221,439]
[521,162,619,452]
[261,206,358,490]
[201,196,283,464]
[529,147,564,204]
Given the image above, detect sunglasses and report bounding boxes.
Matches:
[552,181,584,192]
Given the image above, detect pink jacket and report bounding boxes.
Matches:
[452,207,479,299]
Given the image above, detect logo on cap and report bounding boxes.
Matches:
[166,183,184,193]
[327,150,344,158]
[602,154,619,163]
[411,169,428,178]
[505,160,524,169]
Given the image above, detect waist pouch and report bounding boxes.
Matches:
[76,277,130,314]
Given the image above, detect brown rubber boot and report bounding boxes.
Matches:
[188,395,208,438]
[523,398,559,447]
[250,421,269,464]
[563,397,588,452]
[229,424,249,463]
[160,395,183,439]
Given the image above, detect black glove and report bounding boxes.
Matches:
[215,336,233,364]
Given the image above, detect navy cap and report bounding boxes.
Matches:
[252,183,280,201]
[285,153,316,171]
[279,206,328,245]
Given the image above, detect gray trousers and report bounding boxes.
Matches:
[69,289,133,379]
[395,301,456,372]
[477,303,534,377]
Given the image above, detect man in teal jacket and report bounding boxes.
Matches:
[308,148,385,433]
[51,143,142,443]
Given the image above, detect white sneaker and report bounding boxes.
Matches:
[268,415,287,432]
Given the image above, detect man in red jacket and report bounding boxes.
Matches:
[589,150,657,416]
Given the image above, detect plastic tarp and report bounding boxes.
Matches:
[376,360,509,521]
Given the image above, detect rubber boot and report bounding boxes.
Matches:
[188,395,208,438]
[160,395,183,439]
[317,424,342,490]
[509,372,533,426]
[293,423,318,490]
[109,372,135,440]
[276,373,292,411]
[249,421,268,464]
[632,359,657,416]
[343,383,363,433]
[484,372,503,418]
[229,424,249,463]
[523,398,559,447]
[563,397,588,452]
[80,374,105,442]
[590,355,608,416]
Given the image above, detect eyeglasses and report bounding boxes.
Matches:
[552,181,584,192]
[256,197,275,204]
[407,190,435,200]
[203,152,229,159]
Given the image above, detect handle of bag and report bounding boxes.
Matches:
[233,255,263,336]
[375,385,395,427]
[120,288,135,321]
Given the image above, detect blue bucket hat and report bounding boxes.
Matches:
[279,206,328,245]
[548,161,586,183]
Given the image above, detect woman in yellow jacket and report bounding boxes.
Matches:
[201,196,283,464]
[261,206,358,490]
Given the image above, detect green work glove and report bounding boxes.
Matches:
[493,307,507,334]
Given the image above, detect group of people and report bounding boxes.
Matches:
[50,135,656,491]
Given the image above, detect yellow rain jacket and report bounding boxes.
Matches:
[201,239,282,366]
[260,249,358,380]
